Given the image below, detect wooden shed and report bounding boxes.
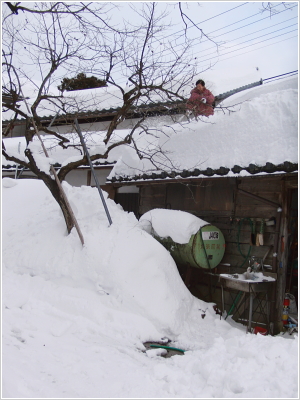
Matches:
[109,170,298,335]
[106,76,298,335]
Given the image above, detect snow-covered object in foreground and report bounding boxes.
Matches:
[140,208,208,244]
[2,178,298,399]
[2,178,194,335]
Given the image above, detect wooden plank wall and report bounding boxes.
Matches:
[138,174,297,333]
[139,175,283,272]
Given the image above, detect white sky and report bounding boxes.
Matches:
[113,1,298,84]
[2,1,298,99]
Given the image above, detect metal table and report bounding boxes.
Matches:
[219,275,275,333]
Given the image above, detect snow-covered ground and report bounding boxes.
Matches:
[2,178,298,398]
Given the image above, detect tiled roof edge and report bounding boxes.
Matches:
[2,160,115,170]
[107,161,298,182]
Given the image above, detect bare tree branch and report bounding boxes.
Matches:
[2,1,225,233]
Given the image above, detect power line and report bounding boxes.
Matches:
[207,3,297,35]
[196,22,298,59]
[263,73,298,83]
[211,9,298,39]
[263,70,298,82]
[158,2,250,41]
[164,1,293,42]
[199,34,298,69]
[100,3,298,83]
[201,16,297,52]
[198,29,298,65]
[193,7,298,57]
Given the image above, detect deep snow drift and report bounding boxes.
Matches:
[2,178,298,398]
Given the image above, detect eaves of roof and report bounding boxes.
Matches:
[2,80,262,126]
[2,161,115,171]
[2,102,187,127]
[107,161,298,185]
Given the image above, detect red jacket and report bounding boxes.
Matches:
[186,87,215,116]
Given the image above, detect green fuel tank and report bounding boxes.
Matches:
[155,224,225,269]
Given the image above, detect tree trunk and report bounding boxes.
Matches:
[23,146,76,234]
[42,175,75,234]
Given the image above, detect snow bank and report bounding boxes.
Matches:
[2,178,194,335]
[2,178,298,398]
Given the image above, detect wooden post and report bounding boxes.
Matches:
[87,170,92,186]
[272,179,288,334]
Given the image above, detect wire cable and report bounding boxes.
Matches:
[263,70,298,82]
[197,23,298,59]
[264,73,298,83]
[264,70,298,81]
[150,2,250,42]
[98,4,298,88]
[199,34,298,69]
[211,11,298,40]
[200,16,298,54]
[198,29,298,65]
[207,3,297,35]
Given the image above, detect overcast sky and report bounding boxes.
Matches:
[2,1,298,98]
[117,1,298,90]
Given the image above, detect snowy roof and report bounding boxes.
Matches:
[2,70,263,123]
[107,76,298,182]
[2,76,298,181]
[2,80,263,126]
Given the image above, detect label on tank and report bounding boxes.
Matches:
[202,231,219,240]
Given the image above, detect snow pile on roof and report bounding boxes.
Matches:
[2,177,298,398]
[2,85,123,121]
[109,76,298,179]
[2,68,261,121]
[2,79,185,121]
[139,209,208,244]
[3,76,297,179]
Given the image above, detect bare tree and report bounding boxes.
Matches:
[2,2,218,235]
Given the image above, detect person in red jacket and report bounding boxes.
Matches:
[186,79,215,117]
